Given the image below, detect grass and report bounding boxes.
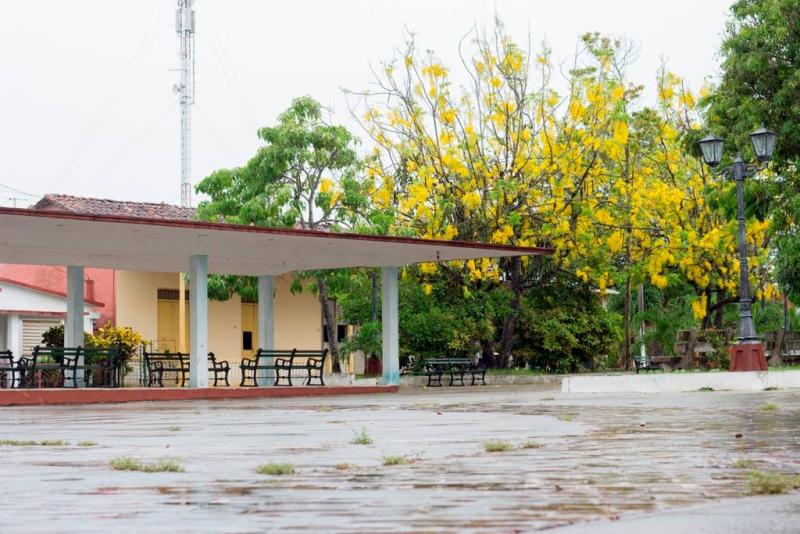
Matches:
[168,425,181,432]
[520,440,541,449]
[351,428,373,445]
[483,440,513,453]
[255,462,295,475]
[759,402,779,411]
[557,414,574,422]
[697,386,715,392]
[731,457,757,469]
[0,439,68,446]
[316,406,334,413]
[747,470,800,495]
[110,457,184,473]
[77,441,98,447]
[382,455,410,466]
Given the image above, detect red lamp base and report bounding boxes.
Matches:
[728,342,768,372]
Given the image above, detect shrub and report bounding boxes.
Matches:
[520,440,541,449]
[483,440,512,452]
[747,470,800,495]
[351,428,373,445]
[382,455,410,466]
[760,402,779,411]
[255,463,295,475]
[110,457,184,473]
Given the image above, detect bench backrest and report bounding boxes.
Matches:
[0,350,12,368]
[144,351,189,367]
[33,346,82,363]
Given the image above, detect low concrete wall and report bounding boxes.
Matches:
[400,374,564,388]
[562,370,800,393]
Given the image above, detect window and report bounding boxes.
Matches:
[242,331,253,351]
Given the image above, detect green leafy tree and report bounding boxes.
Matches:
[195,96,370,372]
[704,0,800,301]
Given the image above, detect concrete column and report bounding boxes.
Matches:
[381,266,399,386]
[257,275,275,383]
[66,266,85,385]
[188,255,208,388]
[7,314,22,359]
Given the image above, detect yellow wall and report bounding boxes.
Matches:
[115,271,321,364]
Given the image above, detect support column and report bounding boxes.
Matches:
[188,255,208,388]
[66,266,85,385]
[381,267,399,386]
[7,314,22,360]
[257,275,275,383]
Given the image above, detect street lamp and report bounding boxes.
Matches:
[698,126,777,372]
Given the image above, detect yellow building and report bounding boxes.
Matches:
[115,271,326,379]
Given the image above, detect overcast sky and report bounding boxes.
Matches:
[0,0,732,207]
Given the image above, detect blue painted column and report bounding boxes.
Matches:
[188,255,208,388]
[65,266,85,386]
[381,266,400,386]
[257,275,275,384]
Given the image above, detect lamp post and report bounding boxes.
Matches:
[697,126,777,372]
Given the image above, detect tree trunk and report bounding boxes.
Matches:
[480,339,497,368]
[623,274,632,370]
[498,257,522,368]
[318,278,341,373]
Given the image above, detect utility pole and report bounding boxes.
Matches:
[175,0,195,208]
[175,1,195,354]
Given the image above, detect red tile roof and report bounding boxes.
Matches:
[33,194,196,221]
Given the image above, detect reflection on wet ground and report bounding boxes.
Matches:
[1,386,799,532]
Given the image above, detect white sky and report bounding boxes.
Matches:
[0,0,732,207]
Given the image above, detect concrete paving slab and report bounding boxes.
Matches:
[0,385,798,532]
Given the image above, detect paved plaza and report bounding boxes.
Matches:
[1,385,799,532]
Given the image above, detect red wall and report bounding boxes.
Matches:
[0,264,115,327]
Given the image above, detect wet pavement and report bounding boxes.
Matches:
[0,386,799,532]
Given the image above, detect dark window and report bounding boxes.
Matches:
[242,331,253,350]
[337,325,347,342]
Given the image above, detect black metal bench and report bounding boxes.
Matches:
[207,352,230,386]
[143,351,189,387]
[63,346,123,387]
[633,354,662,373]
[240,348,328,387]
[425,357,486,387]
[0,350,17,388]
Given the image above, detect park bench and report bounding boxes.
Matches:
[633,353,662,373]
[239,348,328,387]
[0,350,16,388]
[61,346,123,388]
[207,352,230,386]
[424,357,486,387]
[143,351,189,387]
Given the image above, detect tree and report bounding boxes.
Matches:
[704,0,800,300]
[195,96,370,372]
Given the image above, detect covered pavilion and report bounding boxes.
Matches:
[0,207,551,393]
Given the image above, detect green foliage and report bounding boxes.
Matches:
[351,428,373,445]
[516,281,621,373]
[110,457,184,473]
[483,440,513,452]
[85,326,143,369]
[255,463,296,475]
[747,470,800,495]
[340,321,381,359]
[706,0,800,299]
[0,439,68,446]
[41,324,65,347]
[382,455,410,466]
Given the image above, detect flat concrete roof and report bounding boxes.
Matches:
[0,208,551,275]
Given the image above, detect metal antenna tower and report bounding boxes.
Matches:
[175,0,195,208]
